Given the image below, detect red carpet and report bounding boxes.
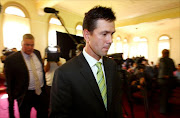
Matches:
[122,87,180,118]
[0,92,36,118]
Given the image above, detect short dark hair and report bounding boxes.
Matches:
[83,6,116,32]
[162,49,169,57]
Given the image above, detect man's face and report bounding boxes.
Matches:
[21,39,34,55]
[84,19,115,60]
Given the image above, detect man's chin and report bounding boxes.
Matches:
[25,52,33,55]
[102,51,108,56]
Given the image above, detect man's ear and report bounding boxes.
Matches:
[83,29,90,43]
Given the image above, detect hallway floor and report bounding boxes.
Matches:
[0,87,179,118]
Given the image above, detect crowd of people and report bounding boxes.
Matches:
[116,49,179,115]
[0,5,179,118]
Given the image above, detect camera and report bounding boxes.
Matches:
[2,48,14,56]
[45,45,61,62]
[1,48,16,63]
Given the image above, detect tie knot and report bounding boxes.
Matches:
[95,62,102,70]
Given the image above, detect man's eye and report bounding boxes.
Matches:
[25,44,34,47]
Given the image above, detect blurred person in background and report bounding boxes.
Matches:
[4,34,48,118]
[174,64,180,86]
[44,50,66,111]
[76,43,85,56]
[158,49,176,114]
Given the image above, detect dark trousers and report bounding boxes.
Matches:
[46,85,51,108]
[17,88,49,118]
[8,97,15,118]
[158,78,173,114]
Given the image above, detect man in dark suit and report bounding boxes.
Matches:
[50,6,123,118]
[5,34,48,118]
[158,49,176,114]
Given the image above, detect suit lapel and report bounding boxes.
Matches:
[18,51,29,75]
[78,54,105,106]
[103,57,113,109]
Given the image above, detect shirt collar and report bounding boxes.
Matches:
[21,50,34,59]
[82,49,103,68]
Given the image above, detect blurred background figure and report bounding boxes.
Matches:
[0,47,18,89]
[4,34,49,118]
[174,64,180,86]
[1,47,17,63]
[76,43,85,56]
[44,46,66,111]
[158,49,176,114]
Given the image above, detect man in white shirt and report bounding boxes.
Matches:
[50,6,123,118]
[5,34,48,118]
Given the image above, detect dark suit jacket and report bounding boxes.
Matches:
[4,50,46,103]
[158,57,176,78]
[50,53,123,118]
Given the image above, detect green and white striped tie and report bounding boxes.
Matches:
[95,62,107,109]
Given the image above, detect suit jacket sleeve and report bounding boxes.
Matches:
[111,62,123,118]
[4,55,15,100]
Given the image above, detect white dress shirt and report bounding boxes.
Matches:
[21,51,44,90]
[82,49,106,84]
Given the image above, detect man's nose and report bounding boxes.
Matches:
[107,35,113,44]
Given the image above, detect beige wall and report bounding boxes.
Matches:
[115,18,180,65]
[0,0,83,69]
[0,0,179,70]
[114,6,180,65]
[147,25,180,65]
